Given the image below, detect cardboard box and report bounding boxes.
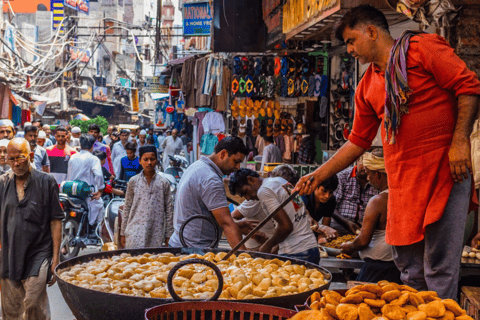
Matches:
[461,287,480,320]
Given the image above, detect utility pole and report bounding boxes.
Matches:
[154,0,162,76]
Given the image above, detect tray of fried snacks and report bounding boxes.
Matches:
[320,235,357,257]
[461,246,480,266]
[290,281,474,320]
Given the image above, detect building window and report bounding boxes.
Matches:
[118,0,123,6]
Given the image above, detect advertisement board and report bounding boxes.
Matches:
[144,77,169,94]
[183,1,212,36]
[131,88,139,112]
[93,87,108,102]
[64,0,90,15]
[69,47,90,63]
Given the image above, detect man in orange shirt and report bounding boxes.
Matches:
[296,5,480,299]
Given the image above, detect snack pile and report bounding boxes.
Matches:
[58,252,328,300]
[290,281,473,320]
[323,235,357,249]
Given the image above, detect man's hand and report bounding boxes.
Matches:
[294,173,319,196]
[345,220,361,235]
[91,191,102,200]
[322,226,339,242]
[252,231,268,244]
[236,219,259,235]
[120,236,126,249]
[48,258,59,287]
[340,241,355,255]
[448,137,472,182]
[471,232,480,250]
[259,242,273,253]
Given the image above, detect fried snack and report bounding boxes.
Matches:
[359,303,377,320]
[381,290,402,303]
[365,299,387,308]
[455,315,475,320]
[289,310,323,320]
[390,293,410,306]
[409,293,426,307]
[407,311,427,320]
[417,291,439,303]
[442,300,466,317]
[418,301,446,318]
[440,311,456,320]
[59,252,327,300]
[337,303,359,320]
[403,305,419,314]
[381,305,406,320]
[341,293,365,304]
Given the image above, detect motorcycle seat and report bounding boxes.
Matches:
[69,197,89,211]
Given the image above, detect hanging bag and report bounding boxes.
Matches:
[166,90,175,114]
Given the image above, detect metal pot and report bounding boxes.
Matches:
[55,247,331,320]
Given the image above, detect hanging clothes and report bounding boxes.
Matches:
[0,84,12,119]
[181,57,197,109]
[194,57,211,107]
[274,134,286,154]
[200,133,218,155]
[202,112,225,135]
[21,109,31,124]
[11,105,21,127]
[214,64,231,112]
[194,111,209,142]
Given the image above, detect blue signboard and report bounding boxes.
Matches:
[183,1,212,37]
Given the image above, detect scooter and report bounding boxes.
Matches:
[59,193,99,261]
[164,154,188,183]
[97,180,128,247]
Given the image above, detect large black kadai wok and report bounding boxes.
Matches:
[56,247,331,320]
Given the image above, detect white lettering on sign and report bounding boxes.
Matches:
[184,4,211,20]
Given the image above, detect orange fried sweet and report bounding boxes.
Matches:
[337,303,359,320]
[442,299,466,317]
[359,303,376,320]
[381,304,406,320]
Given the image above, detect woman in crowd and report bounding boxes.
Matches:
[120,145,174,249]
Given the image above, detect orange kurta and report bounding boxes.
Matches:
[349,33,480,246]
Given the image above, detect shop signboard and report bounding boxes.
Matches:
[93,87,108,102]
[64,0,90,15]
[131,88,139,112]
[183,1,212,37]
[283,0,338,34]
[144,77,169,94]
[51,0,64,33]
[80,86,92,100]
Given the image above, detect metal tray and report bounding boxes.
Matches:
[55,247,332,320]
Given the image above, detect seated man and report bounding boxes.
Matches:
[331,156,378,235]
[229,168,319,264]
[302,174,339,243]
[340,149,401,284]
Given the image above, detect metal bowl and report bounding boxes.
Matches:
[55,247,332,320]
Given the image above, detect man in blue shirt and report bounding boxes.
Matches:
[147,128,159,148]
[118,142,142,182]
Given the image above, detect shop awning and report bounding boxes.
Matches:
[284,0,409,41]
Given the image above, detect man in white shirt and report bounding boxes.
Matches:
[161,129,183,170]
[69,127,81,149]
[229,168,320,264]
[66,134,105,234]
[260,135,282,171]
[111,129,130,176]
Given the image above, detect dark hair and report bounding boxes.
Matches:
[334,4,389,42]
[146,136,154,143]
[88,124,101,133]
[139,145,157,160]
[125,142,137,152]
[112,127,118,133]
[214,136,249,156]
[32,119,43,127]
[264,135,274,144]
[24,125,38,134]
[180,129,187,134]
[320,174,339,192]
[93,150,107,161]
[55,126,68,134]
[80,134,96,150]
[120,129,129,135]
[229,168,260,196]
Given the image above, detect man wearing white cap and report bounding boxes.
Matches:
[0,119,15,140]
[43,124,56,145]
[15,122,32,139]
[136,129,147,154]
[37,131,47,148]
[70,127,81,149]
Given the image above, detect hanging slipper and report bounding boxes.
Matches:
[238,76,247,97]
[275,77,282,97]
[314,74,321,97]
[267,57,275,76]
[343,100,350,119]
[295,77,301,97]
[287,57,296,76]
[231,76,239,97]
[245,75,254,98]
[319,96,328,119]
[252,75,261,99]
[246,119,253,136]
[233,56,242,75]
[287,77,295,97]
[281,76,289,98]
[262,56,268,75]
[301,76,309,96]
[335,123,344,141]
[246,99,254,117]
[320,74,329,97]
[259,100,266,117]
[265,76,274,99]
[248,57,255,76]
[254,57,262,76]
[241,57,249,75]
[334,99,343,119]
[281,57,288,76]
[274,57,281,76]
[308,75,315,97]
[259,75,266,98]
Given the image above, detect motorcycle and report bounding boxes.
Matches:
[59,193,98,262]
[164,154,188,183]
[60,180,128,261]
